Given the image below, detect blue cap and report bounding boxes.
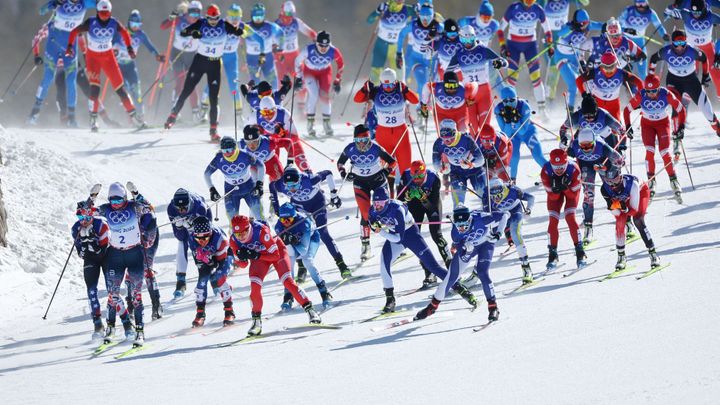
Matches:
[372,187,389,203]
[278,202,297,218]
[500,86,517,100]
[479,1,494,16]
[574,9,590,24]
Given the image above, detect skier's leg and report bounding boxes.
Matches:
[547,196,562,247]
[83,259,103,321]
[208,59,221,129]
[275,250,311,306]
[641,119,657,177]
[581,165,596,225]
[171,56,204,115]
[509,212,528,259]
[380,240,405,290]
[526,127,548,168]
[475,241,497,302]
[510,136,523,180]
[564,192,581,245]
[302,233,324,286]
[127,247,145,328]
[248,260,271,313]
[370,38,391,82]
[313,208,342,260]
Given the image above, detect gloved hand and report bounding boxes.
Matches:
[664,7,681,19]
[523,206,532,217]
[376,2,388,14]
[488,231,501,243]
[274,122,285,135]
[618,142,628,152]
[252,181,264,197]
[619,200,629,213]
[500,44,510,58]
[439,161,451,175]
[241,247,260,260]
[330,189,342,208]
[460,159,474,169]
[156,54,166,63]
[65,46,75,58]
[128,47,136,59]
[702,72,711,87]
[281,74,292,89]
[272,44,282,54]
[34,56,43,66]
[673,124,685,140]
[333,78,341,94]
[547,45,555,58]
[240,84,249,97]
[209,186,221,202]
[370,221,383,233]
[625,126,634,140]
[191,30,202,39]
[663,33,671,43]
[258,53,266,66]
[492,58,507,69]
[623,27,638,36]
[419,103,429,119]
[714,55,720,69]
[395,53,403,69]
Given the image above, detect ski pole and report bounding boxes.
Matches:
[233,90,238,141]
[407,113,425,162]
[42,240,76,319]
[471,96,499,143]
[214,203,219,222]
[679,139,695,190]
[340,20,378,116]
[298,137,336,162]
[639,16,668,53]
[1,46,33,103]
[11,65,39,96]
[150,18,176,106]
[140,48,186,102]
[531,119,561,140]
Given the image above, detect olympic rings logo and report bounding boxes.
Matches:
[477,27,493,37]
[244,241,264,251]
[413,27,430,40]
[252,149,270,160]
[596,77,621,89]
[308,54,331,65]
[436,95,463,106]
[221,163,248,174]
[495,199,516,210]
[514,12,538,23]
[257,28,272,39]
[62,2,83,13]
[546,0,567,12]
[578,152,602,160]
[442,42,460,54]
[466,228,486,242]
[283,25,298,36]
[202,27,224,39]
[259,120,275,132]
[350,154,377,165]
[444,147,468,159]
[378,216,398,226]
[459,53,484,66]
[92,27,114,38]
[642,100,666,110]
[626,16,649,26]
[689,19,711,31]
[668,56,692,66]
[384,13,407,25]
[377,93,402,105]
[107,210,130,224]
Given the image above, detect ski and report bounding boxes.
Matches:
[329,273,369,292]
[168,324,208,338]
[599,264,637,282]
[582,239,599,250]
[562,259,599,278]
[202,322,241,336]
[91,340,122,356]
[114,344,148,359]
[538,262,567,277]
[397,284,433,298]
[636,262,672,280]
[128,124,158,133]
[219,333,272,347]
[371,311,454,332]
[498,245,515,258]
[473,317,506,332]
[357,309,411,324]
[283,323,342,331]
[503,277,546,296]
[391,251,412,266]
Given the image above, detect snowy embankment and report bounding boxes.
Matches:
[0,116,719,403]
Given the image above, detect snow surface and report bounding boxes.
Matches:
[0,114,719,403]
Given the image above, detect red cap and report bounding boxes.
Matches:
[207,4,221,18]
[644,74,660,90]
[550,149,568,166]
[410,160,426,177]
[600,52,617,67]
[231,215,250,234]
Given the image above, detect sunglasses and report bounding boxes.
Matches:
[221,147,235,154]
[582,113,596,120]
[109,197,125,204]
[645,88,659,95]
[76,214,92,221]
[194,233,211,241]
[447,32,458,39]
[444,82,459,90]
[129,21,141,29]
[189,12,201,18]
[354,137,370,143]
[381,82,395,90]
[208,16,220,22]
[551,163,567,172]
[673,40,686,47]
[279,217,294,225]
[412,173,426,180]
[579,141,594,150]
[176,205,189,213]
[317,42,330,48]
[285,180,300,189]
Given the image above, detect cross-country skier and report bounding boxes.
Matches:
[71,200,110,338]
[188,216,235,327]
[623,73,685,203]
[274,1,317,83]
[366,0,415,82]
[432,19,462,80]
[540,148,587,269]
[648,29,720,137]
[368,189,477,316]
[598,166,662,270]
[353,68,420,180]
[497,0,554,115]
[560,93,625,150]
[566,127,625,246]
[97,182,156,347]
[205,136,265,221]
[167,188,213,298]
[397,160,453,286]
[29,0,96,126]
[240,77,291,112]
[485,178,536,284]
[459,1,501,49]
[576,52,643,121]
[229,215,321,336]
[494,86,548,182]
[585,17,646,72]
[249,96,312,172]
[336,124,396,261]
[245,3,282,89]
[274,203,333,310]
[113,10,165,118]
[294,30,344,137]
[478,130,513,182]
[432,119,486,207]
[450,205,509,321]
[619,0,669,79]
[448,25,508,135]
[66,0,147,132]
[397,3,441,98]
[419,71,472,132]
[239,124,292,182]
[163,4,254,141]
[269,165,351,278]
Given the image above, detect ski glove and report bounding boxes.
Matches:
[294,76,303,89]
[156,54,166,63]
[492,58,507,69]
[191,30,202,39]
[395,53,403,69]
[34,56,43,66]
[673,125,685,140]
[128,47,136,59]
[236,247,260,261]
[714,55,720,70]
[330,189,342,208]
[500,44,510,58]
[258,53,266,66]
[252,181,264,197]
[333,78,342,94]
[702,72,711,87]
[419,103,429,119]
[376,2,388,14]
[625,127,634,140]
[488,231,501,243]
[209,186,221,202]
[64,46,75,58]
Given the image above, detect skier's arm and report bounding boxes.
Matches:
[180,20,203,37]
[696,49,709,75]
[428,175,441,210]
[258,227,281,262]
[295,222,312,256]
[495,211,510,235]
[32,23,48,58]
[333,46,345,81]
[67,19,92,47]
[117,22,133,48]
[138,30,160,56]
[296,18,317,40]
[623,92,642,128]
[624,71,644,94]
[317,170,337,192]
[225,21,245,37]
[294,47,308,78]
[569,164,582,193]
[519,188,535,212]
[540,167,553,193]
[242,25,266,54]
[668,90,686,129]
[268,181,282,214]
[353,81,377,103]
[628,179,641,213]
[650,10,668,39]
[648,49,663,74]
[377,146,397,168]
[401,83,419,104]
[204,157,219,189]
[252,157,266,181]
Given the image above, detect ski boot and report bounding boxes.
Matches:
[582,223,594,247]
[537,100,549,121]
[487,300,500,322]
[192,304,206,327]
[89,112,99,133]
[164,112,177,130]
[27,101,41,125]
[209,125,220,143]
[66,107,78,128]
[414,297,440,320]
[306,114,316,137]
[462,271,479,287]
[336,257,352,279]
[615,249,627,271]
[382,288,396,313]
[521,256,533,284]
[130,110,147,130]
[422,273,438,289]
[92,316,105,340]
[281,291,294,311]
[649,247,661,268]
[318,282,333,309]
[174,274,186,298]
[673,138,681,162]
[452,282,478,309]
[648,177,657,200]
[223,301,236,326]
[712,116,720,137]
[103,322,116,344]
[133,326,145,347]
[295,260,308,284]
[322,114,334,136]
[248,312,262,336]
[361,237,371,262]
[575,242,587,268]
[303,303,322,324]
[546,245,559,270]
[669,175,683,204]
[151,293,163,320]
[122,320,135,340]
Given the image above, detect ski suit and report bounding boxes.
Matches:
[479,131,513,181]
[367,3,415,82]
[459,14,502,87]
[576,66,643,121]
[204,149,265,221]
[420,80,472,132]
[188,226,233,306]
[167,191,212,282]
[274,211,328,297]
[560,107,625,149]
[295,42,344,117]
[432,34,462,80]
[249,105,310,172]
[71,216,110,326]
[113,28,161,115]
[398,17,441,95]
[586,34,645,71]
[619,4,668,79]
[484,184,535,262]
[239,135,292,182]
[672,8,720,97]
[494,99,548,179]
[241,80,290,112]
[274,16,316,80]
[432,132,486,206]
[600,174,655,250]
[553,21,603,108]
[540,159,582,246]
[245,20,283,88]
[160,13,200,112]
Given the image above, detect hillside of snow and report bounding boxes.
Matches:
[0,114,719,403]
